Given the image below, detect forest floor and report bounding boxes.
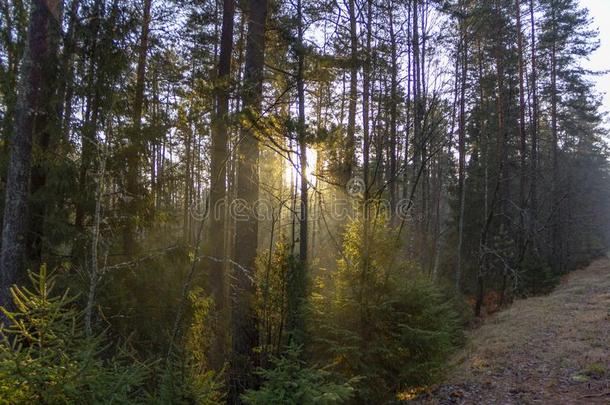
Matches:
[411,257,610,404]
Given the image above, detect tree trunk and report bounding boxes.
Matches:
[388,4,398,224]
[516,0,528,262]
[183,121,192,241]
[229,0,268,400]
[28,0,63,266]
[456,10,467,290]
[58,0,81,144]
[529,0,539,245]
[287,0,308,345]
[550,2,561,272]
[124,0,152,255]
[403,2,411,201]
[0,0,28,157]
[75,0,105,232]
[359,0,373,343]
[0,0,61,312]
[345,0,358,184]
[412,0,422,214]
[208,0,235,371]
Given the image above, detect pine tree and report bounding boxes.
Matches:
[0,0,62,313]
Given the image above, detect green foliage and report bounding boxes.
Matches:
[518,251,558,296]
[242,344,355,405]
[255,237,291,356]
[147,355,224,405]
[101,245,195,357]
[146,285,224,404]
[185,287,215,368]
[312,215,464,402]
[0,266,147,404]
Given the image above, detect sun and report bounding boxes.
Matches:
[284,147,317,186]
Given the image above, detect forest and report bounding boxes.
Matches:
[0,0,609,403]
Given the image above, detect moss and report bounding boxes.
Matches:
[584,362,606,378]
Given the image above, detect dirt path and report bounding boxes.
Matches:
[413,258,610,404]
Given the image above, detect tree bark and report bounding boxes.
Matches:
[516,0,528,261]
[357,0,373,345]
[550,1,561,272]
[229,0,268,400]
[345,0,358,184]
[388,3,398,224]
[287,0,308,345]
[124,0,152,255]
[456,9,467,290]
[412,0,423,220]
[0,0,28,154]
[0,0,62,312]
[58,0,81,144]
[529,0,539,243]
[75,0,104,232]
[208,0,235,371]
[28,0,63,266]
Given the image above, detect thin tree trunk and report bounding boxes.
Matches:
[529,0,539,245]
[85,143,107,336]
[456,12,468,290]
[360,0,372,343]
[58,0,81,144]
[403,1,411,200]
[183,123,192,241]
[516,0,528,262]
[345,0,358,184]
[287,0,308,345]
[388,2,398,224]
[550,2,560,272]
[124,0,152,255]
[75,0,106,231]
[412,0,422,214]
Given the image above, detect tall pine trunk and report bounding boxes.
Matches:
[345,0,358,184]
[28,0,63,266]
[550,2,561,272]
[229,0,268,400]
[208,0,235,370]
[388,4,398,224]
[0,0,62,311]
[516,0,528,262]
[529,0,539,245]
[456,9,468,290]
[359,0,373,343]
[412,0,422,209]
[124,0,152,255]
[287,0,308,345]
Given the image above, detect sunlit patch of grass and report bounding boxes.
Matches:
[396,387,427,401]
[471,356,490,370]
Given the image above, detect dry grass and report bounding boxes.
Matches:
[413,258,610,404]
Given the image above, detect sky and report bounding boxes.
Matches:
[580,0,610,119]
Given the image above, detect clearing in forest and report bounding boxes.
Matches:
[413,257,610,404]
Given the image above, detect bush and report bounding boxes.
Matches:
[311,215,464,402]
[147,354,224,405]
[242,344,355,405]
[145,287,224,404]
[518,250,558,296]
[0,266,147,404]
